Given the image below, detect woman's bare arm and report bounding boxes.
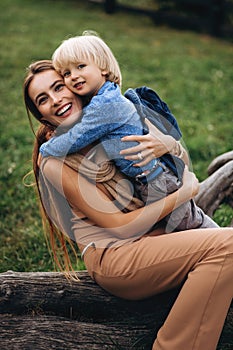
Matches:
[42,158,199,239]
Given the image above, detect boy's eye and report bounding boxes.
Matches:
[63,71,70,78]
[77,64,86,69]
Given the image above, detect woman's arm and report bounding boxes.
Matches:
[42,158,199,239]
[120,118,190,166]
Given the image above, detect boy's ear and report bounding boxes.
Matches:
[101,70,108,77]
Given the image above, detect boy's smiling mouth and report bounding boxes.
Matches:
[74,81,85,89]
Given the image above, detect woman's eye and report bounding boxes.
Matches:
[38,96,47,105]
[78,64,85,69]
[55,83,64,91]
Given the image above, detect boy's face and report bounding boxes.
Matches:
[29,69,82,128]
[61,60,108,97]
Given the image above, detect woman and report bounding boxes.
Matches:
[24,60,233,350]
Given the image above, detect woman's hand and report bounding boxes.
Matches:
[181,165,199,198]
[120,118,176,167]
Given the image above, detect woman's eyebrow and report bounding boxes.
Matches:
[50,79,64,89]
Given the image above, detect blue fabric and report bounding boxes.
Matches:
[40,81,184,180]
[124,86,182,140]
[124,87,184,181]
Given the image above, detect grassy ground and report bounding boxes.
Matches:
[0,0,232,273]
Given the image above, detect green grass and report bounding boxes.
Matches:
[0,0,232,273]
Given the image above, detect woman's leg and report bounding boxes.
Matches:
[151,229,233,350]
[85,228,233,350]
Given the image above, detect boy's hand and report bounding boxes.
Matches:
[45,129,56,141]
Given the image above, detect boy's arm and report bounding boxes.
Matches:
[40,119,102,157]
[40,103,132,157]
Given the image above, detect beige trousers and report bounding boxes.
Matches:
[83,228,233,350]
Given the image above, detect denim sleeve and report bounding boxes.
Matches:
[39,101,139,157]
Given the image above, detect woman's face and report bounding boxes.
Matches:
[28,69,82,128]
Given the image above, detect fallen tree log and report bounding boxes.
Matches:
[0,271,232,349]
[207,151,233,176]
[195,152,233,219]
[0,314,153,350]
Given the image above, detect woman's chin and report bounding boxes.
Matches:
[59,111,81,128]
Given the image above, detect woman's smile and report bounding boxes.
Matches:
[56,103,72,117]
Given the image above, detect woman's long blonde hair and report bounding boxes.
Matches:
[24,60,79,278]
[52,31,122,86]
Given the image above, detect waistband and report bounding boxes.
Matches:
[81,241,96,259]
[136,159,167,185]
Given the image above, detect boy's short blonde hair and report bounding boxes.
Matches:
[52,31,122,86]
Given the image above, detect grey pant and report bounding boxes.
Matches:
[135,167,219,232]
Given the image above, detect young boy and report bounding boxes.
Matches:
[40,33,218,231]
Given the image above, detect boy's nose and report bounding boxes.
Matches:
[71,70,79,80]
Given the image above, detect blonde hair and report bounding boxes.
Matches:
[52,31,122,86]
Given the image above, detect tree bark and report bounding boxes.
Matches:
[207,151,233,175]
[0,315,154,350]
[195,155,233,218]
[0,271,232,350]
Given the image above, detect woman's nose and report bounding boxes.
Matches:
[52,94,62,105]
